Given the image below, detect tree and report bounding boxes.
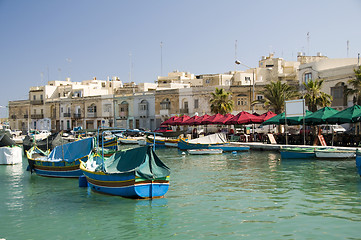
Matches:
[252,80,299,114]
[302,79,332,112]
[345,66,361,105]
[209,88,234,114]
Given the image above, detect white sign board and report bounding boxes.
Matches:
[285,99,305,117]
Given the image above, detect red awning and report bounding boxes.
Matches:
[225,111,263,125]
[173,115,191,125]
[259,111,277,121]
[202,113,224,125]
[160,116,179,126]
[181,115,201,126]
[214,113,234,125]
[195,114,211,125]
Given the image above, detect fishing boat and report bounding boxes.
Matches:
[178,133,249,152]
[80,145,170,198]
[100,136,118,150]
[146,136,180,148]
[187,149,223,155]
[314,148,356,160]
[22,131,72,153]
[118,136,142,145]
[280,147,315,159]
[356,150,361,177]
[0,133,22,165]
[26,137,94,177]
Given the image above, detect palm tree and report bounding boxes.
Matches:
[209,88,234,114]
[345,66,361,105]
[252,80,299,114]
[302,79,332,112]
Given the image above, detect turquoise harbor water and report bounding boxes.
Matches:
[1,147,361,239]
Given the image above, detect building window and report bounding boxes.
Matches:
[194,99,199,109]
[304,72,312,84]
[33,95,36,100]
[257,95,264,101]
[237,97,247,106]
[205,79,210,84]
[87,104,97,113]
[139,100,148,111]
[102,82,106,87]
[40,95,43,100]
[245,77,251,82]
[160,98,171,110]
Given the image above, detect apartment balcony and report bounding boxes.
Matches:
[73,113,82,119]
[160,109,170,117]
[63,113,71,117]
[87,112,97,118]
[118,112,128,120]
[139,109,149,118]
[31,114,44,119]
[180,108,189,114]
[30,100,44,105]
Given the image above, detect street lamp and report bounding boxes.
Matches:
[235,60,255,113]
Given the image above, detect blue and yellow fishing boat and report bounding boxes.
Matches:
[26,137,94,178]
[80,146,170,198]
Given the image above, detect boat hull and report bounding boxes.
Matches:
[280,148,315,159]
[188,149,223,155]
[178,139,249,152]
[80,162,169,198]
[315,150,356,160]
[0,146,22,165]
[28,159,83,177]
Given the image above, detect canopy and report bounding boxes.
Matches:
[279,110,312,125]
[225,111,263,125]
[304,107,339,125]
[214,113,234,125]
[173,115,190,125]
[326,105,361,124]
[259,111,277,121]
[261,112,285,125]
[195,114,211,125]
[103,146,170,180]
[181,115,200,126]
[48,137,94,163]
[187,132,227,144]
[202,113,224,125]
[160,116,179,126]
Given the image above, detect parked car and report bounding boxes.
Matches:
[154,126,173,133]
[320,124,346,134]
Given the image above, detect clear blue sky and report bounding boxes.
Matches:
[1,0,361,117]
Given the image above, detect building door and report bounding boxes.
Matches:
[135,119,140,129]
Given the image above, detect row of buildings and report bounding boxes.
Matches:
[8,52,360,132]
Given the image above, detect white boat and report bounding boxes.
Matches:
[187,149,223,155]
[0,134,22,165]
[0,146,23,164]
[315,148,356,160]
